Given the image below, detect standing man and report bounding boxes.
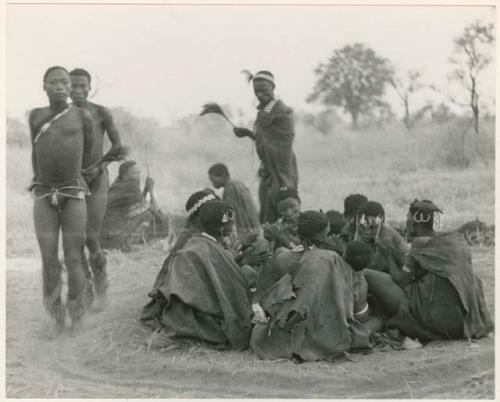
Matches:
[233,70,298,224]
[70,68,122,309]
[29,66,94,336]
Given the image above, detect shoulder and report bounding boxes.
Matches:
[232,179,249,190]
[273,100,293,116]
[93,102,112,116]
[382,224,405,241]
[29,107,48,121]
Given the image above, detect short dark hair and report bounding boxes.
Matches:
[43,66,69,83]
[325,209,347,235]
[358,200,385,218]
[344,194,368,217]
[69,68,92,84]
[344,240,373,271]
[208,163,230,177]
[118,160,137,179]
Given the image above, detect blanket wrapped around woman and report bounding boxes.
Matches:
[146,233,254,350]
[388,232,493,340]
[100,176,167,250]
[251,248,371,361]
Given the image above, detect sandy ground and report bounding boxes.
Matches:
[5,245,495,399]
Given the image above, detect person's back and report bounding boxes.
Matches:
[252,211,372,361]
[223,178,261,245]
[208,163,261,246]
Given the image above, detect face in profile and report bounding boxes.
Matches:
[44,68,71,102]
[253,79,274,107]
[70,75,91,106]
[277,197,301,225]
[209,174,226,189]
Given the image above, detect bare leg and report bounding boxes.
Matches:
[86,171,109,310]
[61,198,89,331]
[363,269,406,317]
[33,199,65,337]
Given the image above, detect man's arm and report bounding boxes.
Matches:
[28,110,38,179]
[101,107,122,150]
[81,109,95,168]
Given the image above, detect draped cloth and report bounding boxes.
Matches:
[100,177,167,249]
[388,232,493,340]
[251,248,371,361]
[145,234,254,350]
[223,179,261,246]
[254,99,298,223]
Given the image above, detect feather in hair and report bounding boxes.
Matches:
[241,69,254,83]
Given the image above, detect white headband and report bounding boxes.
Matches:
[253,72,275,85]
[187,194,216,217]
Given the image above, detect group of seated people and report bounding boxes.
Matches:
[138,163,493,362]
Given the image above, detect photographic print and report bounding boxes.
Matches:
[4,1,496,398]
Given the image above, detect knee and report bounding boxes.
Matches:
[41,254,61,269]
[85,235,100,252]
[64,252,82,271]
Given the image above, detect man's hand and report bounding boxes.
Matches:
[82,166,102,183]
[225,237,242,259]
[241,250,272,267]
[263,223,280,242]
[233,127,253,138]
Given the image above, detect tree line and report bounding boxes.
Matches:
[307,20,495,133]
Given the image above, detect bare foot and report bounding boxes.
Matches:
[91,293,108,313]
[69,320,83,337]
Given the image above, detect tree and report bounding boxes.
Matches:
[390,70,426,128]
[307,43,394,128]
[448,20,494,134]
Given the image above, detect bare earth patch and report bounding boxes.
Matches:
[6,246,494,398]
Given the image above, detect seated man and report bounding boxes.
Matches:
[208,163,261,247]
[100,161,168,252]
[356,200,408,273]
[339,193,368,245]
[262,187,301,251]
[251,211,372,362]
[363,199,493,341]
[144,201,254,350]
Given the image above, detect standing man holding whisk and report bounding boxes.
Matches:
[233,70,298,224]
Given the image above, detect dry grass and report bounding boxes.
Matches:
[6,115,494,257]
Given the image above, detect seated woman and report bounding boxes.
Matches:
[356,200,408,273]
[141,189,219,325]
[251,211,372,362]
[363,199,493,341]
[144,201,255,350]
[262,187,301,251]
[100,161,168,252]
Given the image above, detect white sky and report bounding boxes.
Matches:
[6,3,496,125]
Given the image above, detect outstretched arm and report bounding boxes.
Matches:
[233,127,255,141]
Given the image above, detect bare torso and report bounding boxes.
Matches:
[30,106,90,186]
